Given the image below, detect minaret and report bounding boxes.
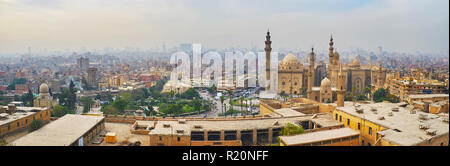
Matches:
[307,48,315,99]
[328,35,334,67]
[337,63,345,107]
[377,63,383,89]
[328,35,335,81]
[265,29,272,90]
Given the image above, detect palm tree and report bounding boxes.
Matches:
[249,99,253,115]
[227,90,233,115]
[298,88,302,97]
[220,95,225,116]
[245,99,248,116]
[240,96,244,113]
[289,86,293,98]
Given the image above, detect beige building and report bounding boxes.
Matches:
[333,102,449,146]
[0,105,51,137]
[12,114,105,146]
[389,77,448,101]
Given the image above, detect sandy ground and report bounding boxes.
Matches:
[91,122,149,146]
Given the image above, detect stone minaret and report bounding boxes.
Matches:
[377,63,383,89]
[307,48,315,99]
[265,30,272,90]
[329,36,334,67]
[328,35,334,79]
[337,64,345,107]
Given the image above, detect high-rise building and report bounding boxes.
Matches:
[87,68,98,89]
[77,57,89,73]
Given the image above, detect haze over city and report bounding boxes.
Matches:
[0,0,448,55]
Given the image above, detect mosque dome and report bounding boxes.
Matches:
[281,53,299,64]
[39,83,49,94]
[280,53,302,70]
[320,77,331,88]
[352,58,360,67]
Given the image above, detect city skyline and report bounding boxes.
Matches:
[0,0,449,54]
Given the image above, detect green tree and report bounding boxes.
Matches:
[279,123,304,136]
[112,99,128,113]
[180,88,200,99]
[95,94,101,100]
[68,80,76,108]
[120,92,132,101]
[384,94,400,103]
[28,119,44,132]
[373,88,387,102]
[79,96,95,113]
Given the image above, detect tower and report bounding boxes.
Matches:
[328,35,335,81]
[87,67,98,89]
[264,30,272,90]
[328,35,334,67]
[337,64,345,107]
[377,63,383,89]
[307,48,315,99]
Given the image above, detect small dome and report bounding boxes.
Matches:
[352,58,360,67]
[320,77,331,87]
[334,51,340,59]
[39,83,49,94]
[281,53,299,64]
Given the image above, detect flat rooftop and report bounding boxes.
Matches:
[0,106,47,126]
[407,94,449,99]
[272,108,305,117]
[148,114,342,136]
[12,114,104,146]
[279,127,359,146]
[336,101,449,146]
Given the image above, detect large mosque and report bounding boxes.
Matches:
[264,31,387,103]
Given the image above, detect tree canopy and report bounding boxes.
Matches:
[279,123,304,136]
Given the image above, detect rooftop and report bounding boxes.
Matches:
[272,108,305,117]
[279,127,359,146]
[0,106,47,126]
[12,114,104,146]
[407,94,449,99]
[336,101,449,146]
[148,114,342,136]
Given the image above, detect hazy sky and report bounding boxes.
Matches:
[0,0,448,54]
